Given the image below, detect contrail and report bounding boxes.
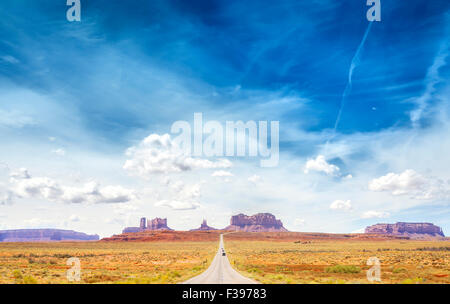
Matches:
[328,22,373,147]
[334,22,373,131]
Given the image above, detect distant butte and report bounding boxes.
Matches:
[122,217,173,233]
[224,213,288,232]
[365,222,445,239]
[190,220,217,231]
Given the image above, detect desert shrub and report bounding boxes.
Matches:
[169,271,181,278]
[192,266,203,272]
[416,247,450,251]
[22,276,37,284]
[52,253,73,259]
[12,270,23,280]
[246,267,263,274]
[325,265,360,274]
[392,267,407,274]
[401,277,423,284]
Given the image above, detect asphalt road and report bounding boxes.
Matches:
[183,234,257,284]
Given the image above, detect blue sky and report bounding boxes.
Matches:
[0,0,449,237]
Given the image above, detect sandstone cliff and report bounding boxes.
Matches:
[122,217,173,233]
[0,229,99,242]
[224,213,288,232]
[365,222,444,239]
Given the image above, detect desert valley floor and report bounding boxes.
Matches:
[0,231,448,284]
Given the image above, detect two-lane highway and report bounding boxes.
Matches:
[183,234,256,284]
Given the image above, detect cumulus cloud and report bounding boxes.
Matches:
[61,182,136,204]
[368,169,426,195]
[123,134,232,177]
[361,210,390,219]
[304,155,340,176]
[9,168,30,180]
[211,170,233,177]
[8,169,135,204]
[329,200,352,211]
[155,180,203,211]
[368,169,450,199]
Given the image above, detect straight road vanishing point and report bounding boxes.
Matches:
[183,234,257,284]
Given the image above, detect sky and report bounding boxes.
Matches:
[0,0,449,238]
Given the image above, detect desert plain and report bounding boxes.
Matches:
[0,231,448,284]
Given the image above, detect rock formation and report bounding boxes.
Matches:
[365,222,445,239]
[0,229,99,242]
[224,213,288,232]
[190,220,217,231]
[122,217,173,233]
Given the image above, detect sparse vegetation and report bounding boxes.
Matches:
[325,265,360,274]
[224,238,450,284]
[0,241,217,284]
[1,236,449,284]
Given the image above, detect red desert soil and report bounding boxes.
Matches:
[101,230,413,242]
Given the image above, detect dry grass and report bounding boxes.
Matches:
[224,238,450,284]
[0,241,217,284]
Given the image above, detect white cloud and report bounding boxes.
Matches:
[361,210,390,219]
[368,169,426,195]
[155,180,203,210]
[51,148,66,156]
[304,155,340,176]
[123,134,232,177]
[330,199,352,211]
[155,200,200,210]
[368,169,450,199]
[61,182,136,204]
[8,169,135,204]
[211,170,233,177]
[248,174,261,183]
[9,168,30,180]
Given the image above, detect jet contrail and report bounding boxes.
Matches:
[324,22,373,154]
[333,21,373,132]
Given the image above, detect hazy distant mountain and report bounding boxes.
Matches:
[0,229,99,242]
